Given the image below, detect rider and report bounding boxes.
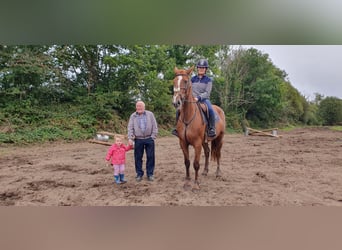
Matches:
[172,59,216,138]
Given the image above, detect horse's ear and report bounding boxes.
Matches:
[174,67,179,73]
[187,65,194,75]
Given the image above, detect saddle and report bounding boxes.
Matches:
[197,102,219,126]
[197,102,210,124]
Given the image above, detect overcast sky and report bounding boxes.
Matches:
[243,45,342,100]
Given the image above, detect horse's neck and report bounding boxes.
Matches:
[182,88,197,120]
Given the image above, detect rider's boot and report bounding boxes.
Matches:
[208,113,216,137]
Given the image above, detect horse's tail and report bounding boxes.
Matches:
[211,106,225,162]
[210,136,222,162]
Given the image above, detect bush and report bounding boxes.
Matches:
[225,112,244,131]
[318,97,342,125]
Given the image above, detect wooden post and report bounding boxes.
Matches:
[97,131,127,139]
[246,127,282,138]
[88,139,112,146]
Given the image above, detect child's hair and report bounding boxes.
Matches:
[114,134,124,141]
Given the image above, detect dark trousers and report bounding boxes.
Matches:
[202,99,215,118]
[134,137,155,177]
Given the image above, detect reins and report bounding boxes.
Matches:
[176,73,199,126]
[175,73,197,103]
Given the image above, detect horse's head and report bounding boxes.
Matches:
[172,66,194,108]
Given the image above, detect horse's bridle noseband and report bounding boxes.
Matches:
[174,74,197,104]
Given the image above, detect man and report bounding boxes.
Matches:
[128,101,158,182]
[172,59,216,137]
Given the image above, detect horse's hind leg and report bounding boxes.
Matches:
[216,162,222,178]
[202,142,210,176]
[192,146,202,191]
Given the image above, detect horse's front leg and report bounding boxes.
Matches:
[184,157,191,190]
[216,164,222,178]
[202,142,210,176]
[214,137,223,178]
[192,145,202,191]
[180,143,191,190]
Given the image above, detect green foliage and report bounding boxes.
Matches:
[330,126,342,131]
[318,96,342,125]
[225,112,244,131]
[218,47,294,128]
[279,81,306,124]
[246,77,283,127]
[0,126,92,144]
[0,102,91,144]
[300,100,320,125]
[0,44,334,144]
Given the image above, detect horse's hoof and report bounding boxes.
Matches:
[192,184,200,192]
[183,180,192,190]
[201,171,208,176]
[216,170,222,178]
[183,183,192,191]
[215,176,223,181]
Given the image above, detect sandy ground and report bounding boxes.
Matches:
[0,127,341,206]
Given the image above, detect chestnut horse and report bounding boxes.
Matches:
[172,66,226,190]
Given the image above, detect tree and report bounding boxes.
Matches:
[318,96,342,125]
[0,45,60,105]
[104,45,176,121]
[53,45,121,96]
[216,47,288,128]
[280,81,306,124]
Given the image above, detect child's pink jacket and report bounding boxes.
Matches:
[105,144,133,165]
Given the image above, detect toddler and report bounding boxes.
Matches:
[105,135,133,184]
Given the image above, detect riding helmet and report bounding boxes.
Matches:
[197,59,209,68]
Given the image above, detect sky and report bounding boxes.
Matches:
[243,45,342,100]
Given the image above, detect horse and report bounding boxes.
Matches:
[172,66,226,191]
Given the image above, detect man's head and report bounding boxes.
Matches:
[136,101,145,114]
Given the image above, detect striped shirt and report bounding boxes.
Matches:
[127,110,158,140]
[137,112,147,132]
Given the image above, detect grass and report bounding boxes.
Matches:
[330,126,342,131]
[281,125,342,132]
[2,101,340,145]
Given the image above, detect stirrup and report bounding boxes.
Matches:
[171,129,178,137]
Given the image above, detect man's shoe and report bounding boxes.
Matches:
[171,129,178,137]
[147,176,154,181]
[136,176,143,182]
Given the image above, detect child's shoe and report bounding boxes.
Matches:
[119,174,127,184]
[114,175,121,185]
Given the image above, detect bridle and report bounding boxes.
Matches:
[173,73,197,105]
[173,73,198,126]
